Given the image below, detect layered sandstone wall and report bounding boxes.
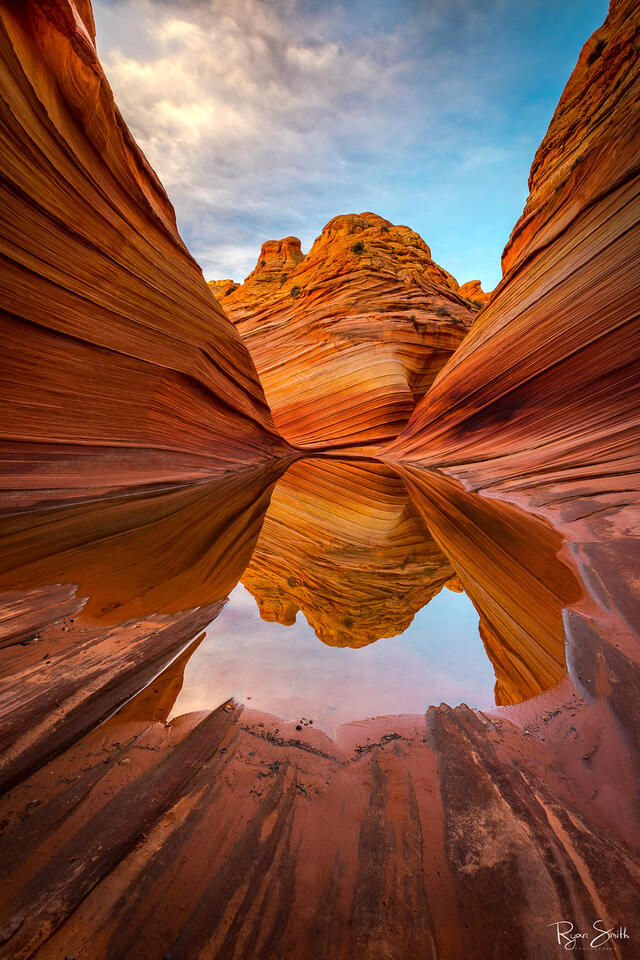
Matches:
[387,0,640,748]
[222,213,480,449]
[388,0,639,494]
[0,1,289,509]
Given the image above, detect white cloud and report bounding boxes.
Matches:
[95,0,423,280]
[92,0,605,288]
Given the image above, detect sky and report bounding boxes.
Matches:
[92,0,607,291]
[169,583,493,736]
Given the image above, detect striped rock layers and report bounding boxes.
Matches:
[241,458,457,648]
[387,0,640,772]
[1,628,639,960]
[0,0,289,510]
[388,0,640,494]
[221,214,480,449]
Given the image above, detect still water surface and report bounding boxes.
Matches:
[1,456,580,736]
[170,582,493,736]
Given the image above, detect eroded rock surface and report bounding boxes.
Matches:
[0,1,638,957]
[386,0,640,747]
[0,651,638,960]
[222,213,479,449]
[0,456,637,959]
[457,278,491,306]
[388,0,640,501]
[0,1,288,509]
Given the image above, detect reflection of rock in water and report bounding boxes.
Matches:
[241,456,580,707]
[0,462,286,623]
[0,462,285,791]
[398,466,582,705]
[242,458,456,647]
[0,0,639,955]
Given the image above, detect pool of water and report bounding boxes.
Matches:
[1,456,580,734]
[170,582,494,736]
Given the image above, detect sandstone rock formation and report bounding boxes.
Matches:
[0,1,638,957]
[1,641,638,960]
[386,0,640,830]
[236,235,305,295]
[208,278,239,300]
[222,213,479,449]
[0,1,289,510]
[0,462,284,791]
[388,0,639,497]
[241,459,456,647]
[457,279,491,306]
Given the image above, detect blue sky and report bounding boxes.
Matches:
[93,0,607,290]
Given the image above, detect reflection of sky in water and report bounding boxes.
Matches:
[170,583,495,737]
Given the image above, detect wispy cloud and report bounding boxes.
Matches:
[94,0,607,288]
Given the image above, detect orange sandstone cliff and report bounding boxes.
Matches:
[389,0,639,491]
[0,1,289,509]
[387,0,640,749]
[221,214,479,449]
[457,279,491,306]
[0,3,639,958]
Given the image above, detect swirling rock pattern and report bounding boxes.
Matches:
[223,213,479,449]
[0,456,637,958]
[388,0,640,497]
[384,3,640,908]
[0,1,289,510]
[386,0,640,738]
[0,1,639,957]
[241,458,456,647]
[1,650,638,960]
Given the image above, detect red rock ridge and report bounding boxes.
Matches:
[386,0,640,751]
[222,213,479,449]
[388,0,640,486]
[0,1,290,509]
[457,279,491,306]
[208,278,240,300]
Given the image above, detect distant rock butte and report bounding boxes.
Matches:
[0,0,289,510]
[457,279,491,306]
[219,213,480,449]
[208,278,239,299]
